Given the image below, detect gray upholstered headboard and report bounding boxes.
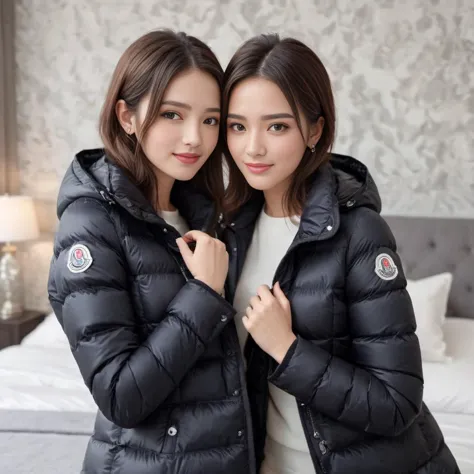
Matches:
[384,216,474,320]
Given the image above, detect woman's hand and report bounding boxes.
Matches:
[243,282,296,363]
[176,231,228,295]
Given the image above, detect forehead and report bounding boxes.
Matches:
[228,77,292,114]
[164,69,220,104]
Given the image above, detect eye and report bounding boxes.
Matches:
[162,111,181,120]
[229,123,246,132]
[269,123,288,132]
[204,117,219,126]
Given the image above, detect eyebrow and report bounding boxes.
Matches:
[162,100,220,113]
[227,112,295,120]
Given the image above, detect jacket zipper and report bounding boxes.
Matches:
[301,405,327,474]
[307,407,329,471]
[228,321,257,474]
[307,406,320,439]
[220,223,257,473]
[228,221,334,473]
[171,254,191,281]
[271,245,330,473]
[269,232,332,473]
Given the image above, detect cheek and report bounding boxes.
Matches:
[226,134,244,159]
[142,123,177,150]
[202,126,219,152]
[271,135,306,168]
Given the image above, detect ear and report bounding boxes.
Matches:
[307,116,325,149]
[115,99,136,135]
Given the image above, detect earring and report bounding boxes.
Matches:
[311,145,316,153]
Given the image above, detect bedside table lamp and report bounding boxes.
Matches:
[0,195,39,320]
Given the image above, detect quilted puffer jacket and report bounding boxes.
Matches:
[220,154,459,474]
[48,149,255,474]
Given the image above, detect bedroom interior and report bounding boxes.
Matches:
[0,1,473,473]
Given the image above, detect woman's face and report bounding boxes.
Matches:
[131,69,221,182]
[226,77,321,193]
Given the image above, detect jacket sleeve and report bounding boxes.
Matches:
[48,198,235,429]
[268,208,423,436]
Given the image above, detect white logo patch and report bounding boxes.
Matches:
[67,244,93,274]
[374,253,398,281]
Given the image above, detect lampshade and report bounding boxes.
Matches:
[0,195,40,243]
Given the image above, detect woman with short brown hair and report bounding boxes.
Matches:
[48,30,255,474]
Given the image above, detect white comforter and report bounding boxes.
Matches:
[0,314,473,471]
[432,412,474,474]
[0,314,95,412]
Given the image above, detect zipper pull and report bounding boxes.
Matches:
[218,212,227,229]
[99,189,115,205]
[319,440,328,455]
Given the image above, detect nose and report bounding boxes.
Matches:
[245,131,266,158]
[182,121,202,148]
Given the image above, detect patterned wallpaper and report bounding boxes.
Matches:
[14,0,474,311]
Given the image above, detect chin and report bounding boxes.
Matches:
[247,179,274,191]
[173,172,199,182]
[244,175,276,191]
[169,166,201,182]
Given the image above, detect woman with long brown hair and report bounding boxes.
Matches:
[48,30,254,474]
[220,34,459,474]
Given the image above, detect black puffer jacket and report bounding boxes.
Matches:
[48,149,255,474]
[221,154,459,474]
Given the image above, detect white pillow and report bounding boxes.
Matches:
[406,273,453,363]
[423,318,474,414]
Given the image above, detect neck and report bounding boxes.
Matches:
[154,170,176,212]
[263,178,290,217]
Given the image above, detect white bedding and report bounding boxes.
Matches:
[423,318,474,473]
[432,412,474,474]
[423,317,474,415]
[0,314,95,412]
[0,313,473,471]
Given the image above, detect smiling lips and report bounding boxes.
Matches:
[173,153,201,164]
[245,163,273,174]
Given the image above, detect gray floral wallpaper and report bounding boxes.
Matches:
[13,0,474,311]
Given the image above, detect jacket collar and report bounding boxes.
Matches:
[229,162,339,243]
[60,149,215,232]
[296,162,339,242]
[229,153,381,244]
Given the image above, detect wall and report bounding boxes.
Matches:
[14,0,474,311]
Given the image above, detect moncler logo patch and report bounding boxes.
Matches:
[67,244,93,273]
[374,253,398,281]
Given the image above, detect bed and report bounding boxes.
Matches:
[0,315,96,473]
[0,216,473,473]
[386,216,474,474]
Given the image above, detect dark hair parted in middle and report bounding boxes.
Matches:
[222,34,336,218]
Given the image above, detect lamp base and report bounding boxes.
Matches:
[0,301,24,320]
[0,244,24,320]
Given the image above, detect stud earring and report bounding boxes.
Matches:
[311,145,316,153]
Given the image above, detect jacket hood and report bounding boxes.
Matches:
[230,153,381,241]
[331,153,381,214]
[57,148,216,231]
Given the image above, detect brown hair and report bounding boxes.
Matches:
[222,34,336,218]
[99,29,225,211]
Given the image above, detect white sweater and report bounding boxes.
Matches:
[233,210,314,474]
[158,209,189,236]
